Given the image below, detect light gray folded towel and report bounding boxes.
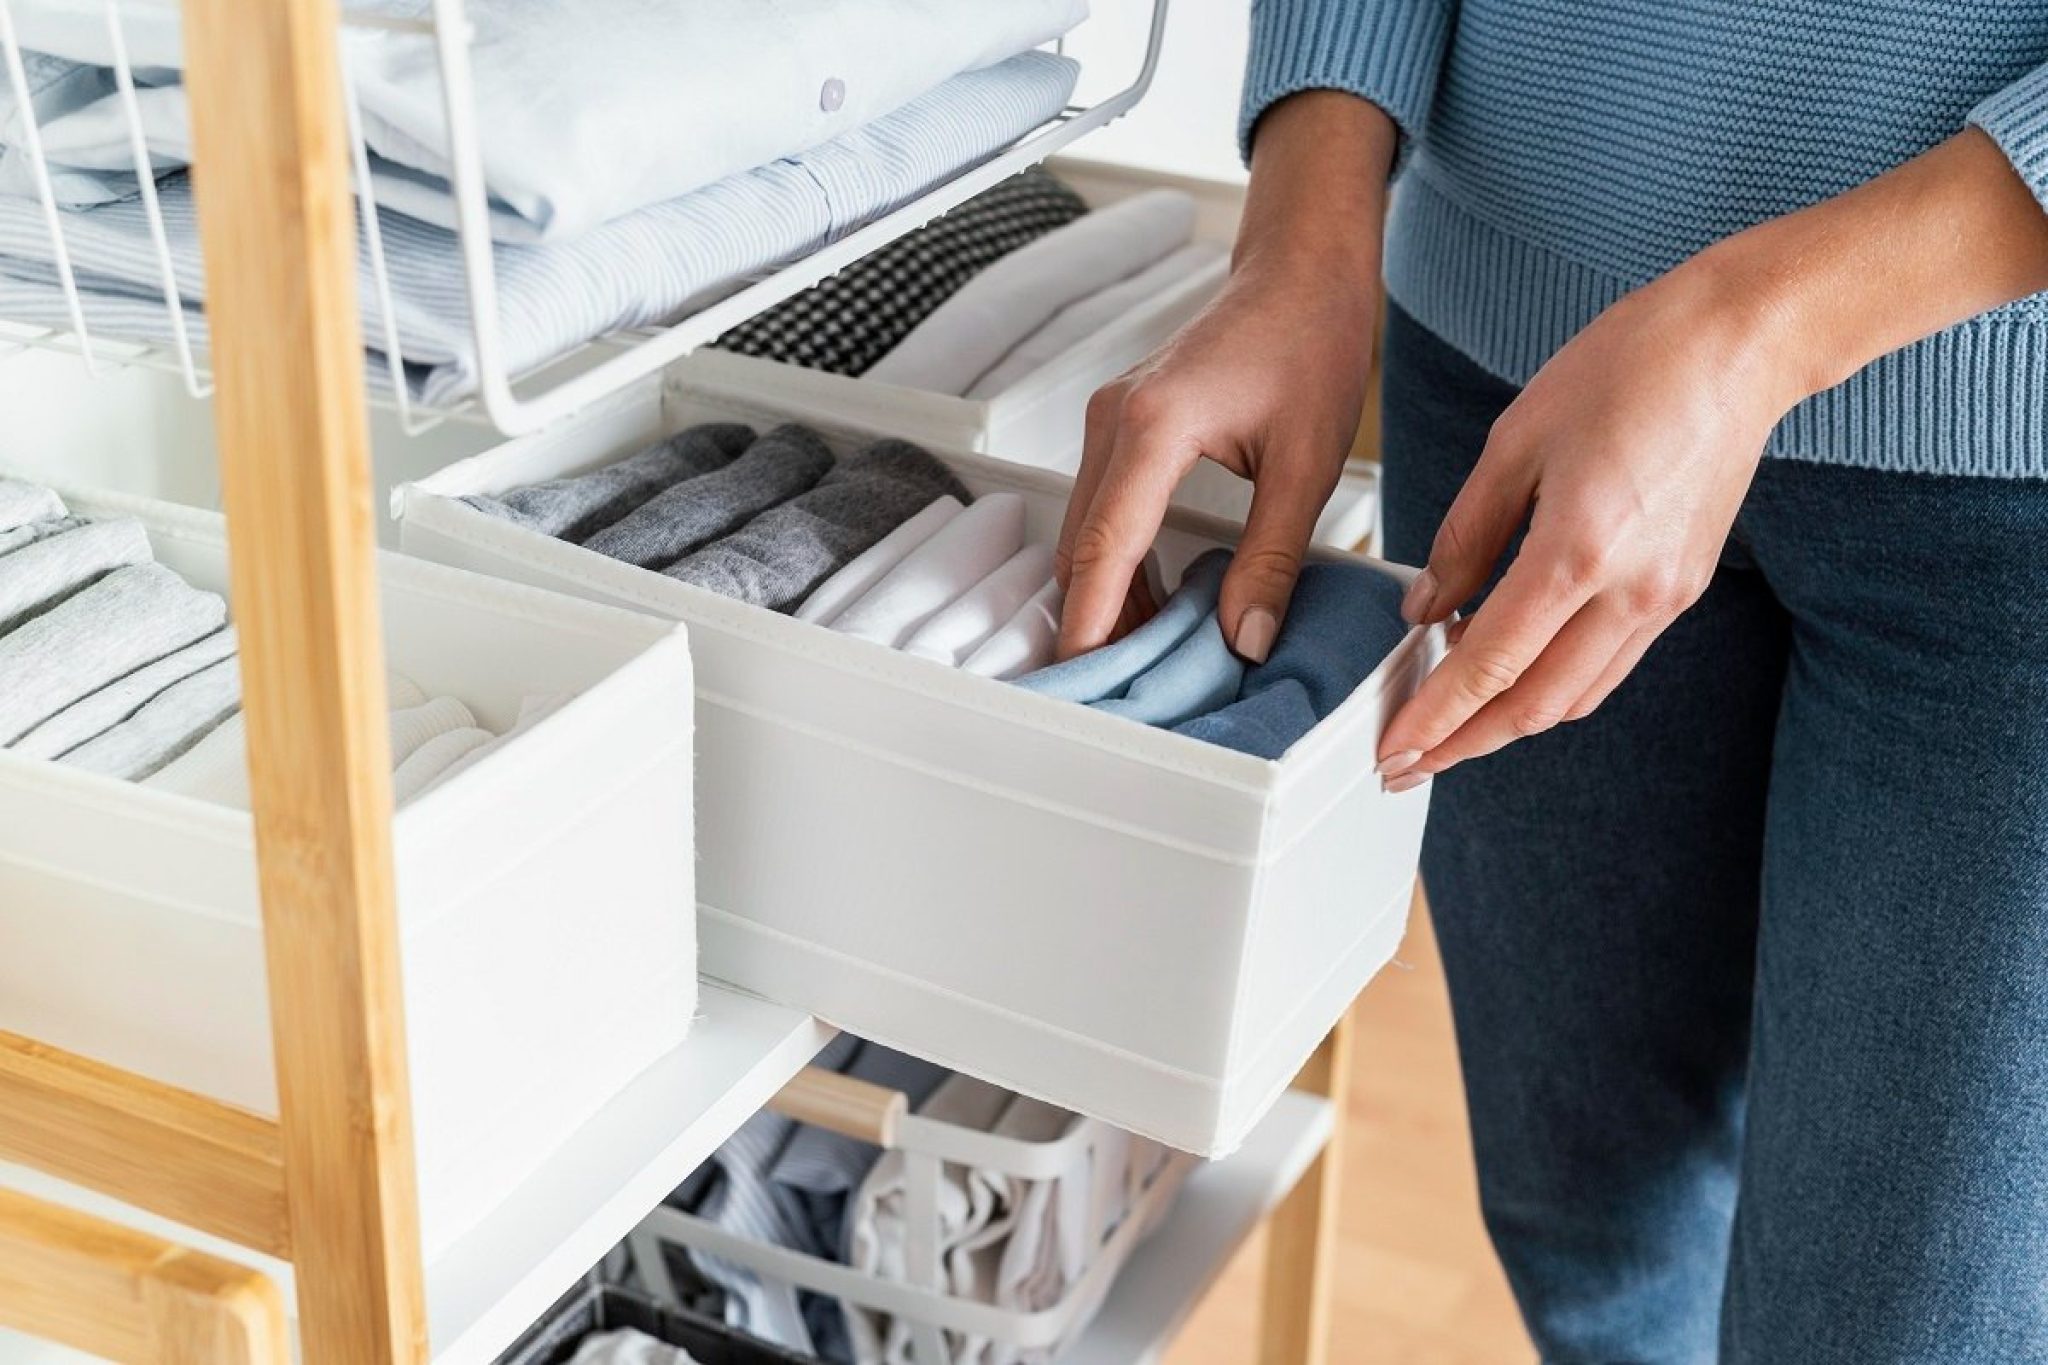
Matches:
[0,517,153,636]
[57,655,241,780]
[663,440,971,611]
[0,562,227,745]
[12,626,238,760]
[0,479,65,534]
[463,423,753,541]
[581,424,833,568]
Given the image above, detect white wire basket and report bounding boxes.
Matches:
[0,0,1169,436]
[634,1067,1199,1365]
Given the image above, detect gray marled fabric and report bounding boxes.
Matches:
[0,562,226,745]
[463,422,753,541]
[13,626,237,760]
[663,439,971,611]
[0,479,65,534]
[581,424,833,568]
[0,515,86,559]
[0,517,152,635]
[58,654,240,780]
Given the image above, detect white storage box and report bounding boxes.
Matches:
[0,490,699,1260]
[393,382,1444,1157]
[664,163,1381,551]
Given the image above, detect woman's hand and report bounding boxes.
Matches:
[1055,92,1394,662]
[1377,127,2048,790]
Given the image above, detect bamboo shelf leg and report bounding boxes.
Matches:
[176,0,425,1359]
[1257,1003,1357,1365]
[0,1187,290,1365]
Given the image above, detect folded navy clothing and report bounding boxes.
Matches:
[1176,561,1411,759]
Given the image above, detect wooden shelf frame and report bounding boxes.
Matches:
[0,0,1363,1358]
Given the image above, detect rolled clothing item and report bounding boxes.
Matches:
[0,563,226,746]
[461,423,753,540]
[143,710,249,806]
[0,517,153,636]
[796,496,963,626]
[388,696,477,766]
[0,479,65,535]
[715,168,1088,378]
[1091,616,1245,728]
[567,1328,702,1365]
[827,493,1028,648]
[581,425,834,567]
[960,578,1062,681]
[422,692,573,793]
[1013,548,1228,703]
[12,626,237,760]
[663,440,971,612]
[57,655,241,780]
[391,726,495,804]
[387,670,427,709]
[1170,561,1409,759]
[964,243,1226,399]
[902,542,1057,668]
[865,190,1199,396]
[0,515,87,560]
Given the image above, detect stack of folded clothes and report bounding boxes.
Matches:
[0,477,557,804]
[654,1035,1186,1365]
[0,0,1090,401]
[716,166,1228,402]
[466,423,1415,760]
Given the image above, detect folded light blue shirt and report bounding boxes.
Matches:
[1014,548,1231,705]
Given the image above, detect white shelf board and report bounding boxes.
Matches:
[0,983,831,1365]
[1064,1089,1334,1365]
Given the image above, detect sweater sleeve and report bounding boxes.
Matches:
[1970,61,2048,215]
[1238,0,1456,166]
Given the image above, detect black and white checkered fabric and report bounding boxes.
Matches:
[713,165,1087,377]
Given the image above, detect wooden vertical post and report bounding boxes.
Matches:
[1258,1006,1356,1365]
[176,0,425,1360]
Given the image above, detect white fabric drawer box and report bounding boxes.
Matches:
[393,383,1444,1157]
[0,490,698,1260]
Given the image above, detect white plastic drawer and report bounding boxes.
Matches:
[0,490,699,1260]
[393,380,1442,1157]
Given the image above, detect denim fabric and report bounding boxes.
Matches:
[1380,302,2048,1364]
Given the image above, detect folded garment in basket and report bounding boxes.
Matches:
[0,516,152,635]
[959,579,1063,681]
[0,52,1080,404]
[825,493,1028,648]
[796,496,964,626]
[0,478,66,534]
[662,440,973,612]
[57,653,241,780]
[461,423,755,541]
[567,1328,704,1365]
[11,626,236,760]
[964,241,1227,399]
[0,561,225,746]
[864,189,1198,396]
[582,426,835,569]
[1016,549,1412,759]
[901,543,1056,669]
[715,168,1088,378]
[3,0,1087,242]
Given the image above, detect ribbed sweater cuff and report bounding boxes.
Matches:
[1238,0,1452,166]
[1971,62,2048,216]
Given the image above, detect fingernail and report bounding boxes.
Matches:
[1375,748,1422,776]
[1400,570,1437,624]
[1235,606,1277,663]
[1382,771,1430,794]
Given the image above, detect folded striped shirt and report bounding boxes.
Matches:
[0,51,1079,405]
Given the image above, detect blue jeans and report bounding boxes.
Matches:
[1379,304,2048,1365]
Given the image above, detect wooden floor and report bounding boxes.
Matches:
[1164,896,1533,1365]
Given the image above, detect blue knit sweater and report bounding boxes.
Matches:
[1241,1,2048,478]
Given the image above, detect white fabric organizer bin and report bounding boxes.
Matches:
[392,383,1445,1157]
[0,490,698,1261]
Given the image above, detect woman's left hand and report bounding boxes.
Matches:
[1374,257,1803,791]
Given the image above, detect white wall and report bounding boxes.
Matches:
[1064,0,1251,186]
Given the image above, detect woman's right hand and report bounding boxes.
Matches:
[1053,91,1396,663]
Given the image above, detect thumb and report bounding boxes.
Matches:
[1218,456,1335,664]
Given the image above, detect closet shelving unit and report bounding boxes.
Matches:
[0,0,1369,1361]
